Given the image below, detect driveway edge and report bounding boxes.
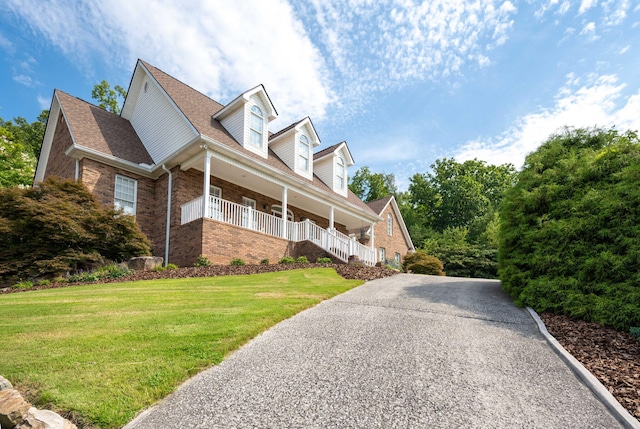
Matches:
[527,307,640,429]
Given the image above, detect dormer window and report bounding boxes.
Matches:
[250,105,263,147]
[299,135,310,171]
[336,156,346,189]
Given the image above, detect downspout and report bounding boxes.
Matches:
[161,164,172,266]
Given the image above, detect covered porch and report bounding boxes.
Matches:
[176,147,380,266]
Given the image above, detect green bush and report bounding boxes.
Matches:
[630,327,640,341]
[66,263,132,283]
[36,279,51,286]
[499,128,640,331]
[316,257,332,264]
[230,258,246,266]
[384,258,401,270]
[12,280,33,289]
[194,254,211,267]
[166,263,178,270]
[403,251,445,276]
[260,259,269,265]
[0,178,151,286]
[296,256,309,263]
[279,256,295,264]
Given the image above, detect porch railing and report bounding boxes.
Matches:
[181,196,376,266]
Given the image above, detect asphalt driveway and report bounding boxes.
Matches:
[125,274,622,429]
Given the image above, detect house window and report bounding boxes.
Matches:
[271,205,294,221]
[114,175,137,215]
[336,156,346,189]
[242,197,256,229]
[298,135,310,171]
[379,247,386,263]
[210,185,222,199]
[395,252,401,265]
[249,105,263,147]
[387,214,393,236]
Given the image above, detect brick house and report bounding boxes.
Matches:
[34,59,413,267]
[350,195,415,266]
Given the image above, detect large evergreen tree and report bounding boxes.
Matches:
[499,127,640,331]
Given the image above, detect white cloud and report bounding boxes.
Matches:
[579,22,599,41]
[4,0,333,127]
[618,45,631,54]
[578,0,598,15]
[455,74,640,169]
[0,32,15,54]
[37,95,50,110]
[13,74,36,87]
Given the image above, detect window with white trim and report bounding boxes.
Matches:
[387,214,393,236]
[336,156,346,189]
[249,105,263,147]
[271,205,294,221]
[395,252,401,265]
[242,197,257,229]
[298,135,310,171]
[114,175,137,215]
[379,247,386,263]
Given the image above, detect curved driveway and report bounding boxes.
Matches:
[125,274,622,429]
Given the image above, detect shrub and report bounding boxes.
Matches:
[403,251,445,276]
[194,254,211,267]
[153,265,167,272]
[166,263,178,270]
[317,257,332,264]
[630,327,640,342]
[296,256,309,264]
[12,280,33,289]
[279,256,295,264]
[230,258,246,266]
[67,271,101,283]
[260,259,269,265]
[36,279,51,286]
[0,178,151,286]
[384,258,401,270]
[499,128,640,331]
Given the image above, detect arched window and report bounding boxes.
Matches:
[249,105,263,147]
[336,156,346,189]
[298,135,310,171]
[271,205,294,221]
[387,213,393,236]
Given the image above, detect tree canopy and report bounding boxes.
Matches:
[499,127,640,331]
[0,111,48,188]
[92,80,127,114]
[348,166,397,202]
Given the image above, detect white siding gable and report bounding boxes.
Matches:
[314,143,353,197]
[270,132,296,173]
[314,156,334,191]
[218,105,245,146]
[129,76,198,164]
[243,95,269,158]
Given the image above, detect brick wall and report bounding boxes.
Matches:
[169,219,204,267]
[79,159,158,254]
[372,204,413,263]
[42,114,75,181]
[201,218,294,265]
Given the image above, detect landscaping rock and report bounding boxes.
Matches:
[0,389,31,429]
[127,256,163,271]
[16,407,77,429]
[0,375,12,391]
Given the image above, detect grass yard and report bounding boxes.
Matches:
[0,268,363,428]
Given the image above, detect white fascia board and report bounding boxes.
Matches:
[296,117,321,147]
[213,84,278,122]
[64,145,155,178]
[120,60,144,120]
[200,135,380,222]
[388,196,415,251]
[34,93,61,183]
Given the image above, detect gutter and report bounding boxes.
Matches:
[161,164,172,266]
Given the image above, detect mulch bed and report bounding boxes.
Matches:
[539,313,640,421]
[1,263,399,294]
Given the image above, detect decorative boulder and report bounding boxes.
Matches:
[127,256,163,271]
[16,407,77,429]
[0,375,12,391]
[0,389,31,429]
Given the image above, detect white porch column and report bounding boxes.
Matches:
[202,151,212,218]
[329,206,335,230]
[370,222,375,252]
[281,185,288,239]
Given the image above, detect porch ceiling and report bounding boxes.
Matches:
[184,154,375,230]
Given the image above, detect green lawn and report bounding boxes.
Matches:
[0,268,363,428]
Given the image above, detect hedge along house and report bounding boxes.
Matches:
[34,60,392,267]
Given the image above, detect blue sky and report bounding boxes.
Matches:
[1,0,639,190]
